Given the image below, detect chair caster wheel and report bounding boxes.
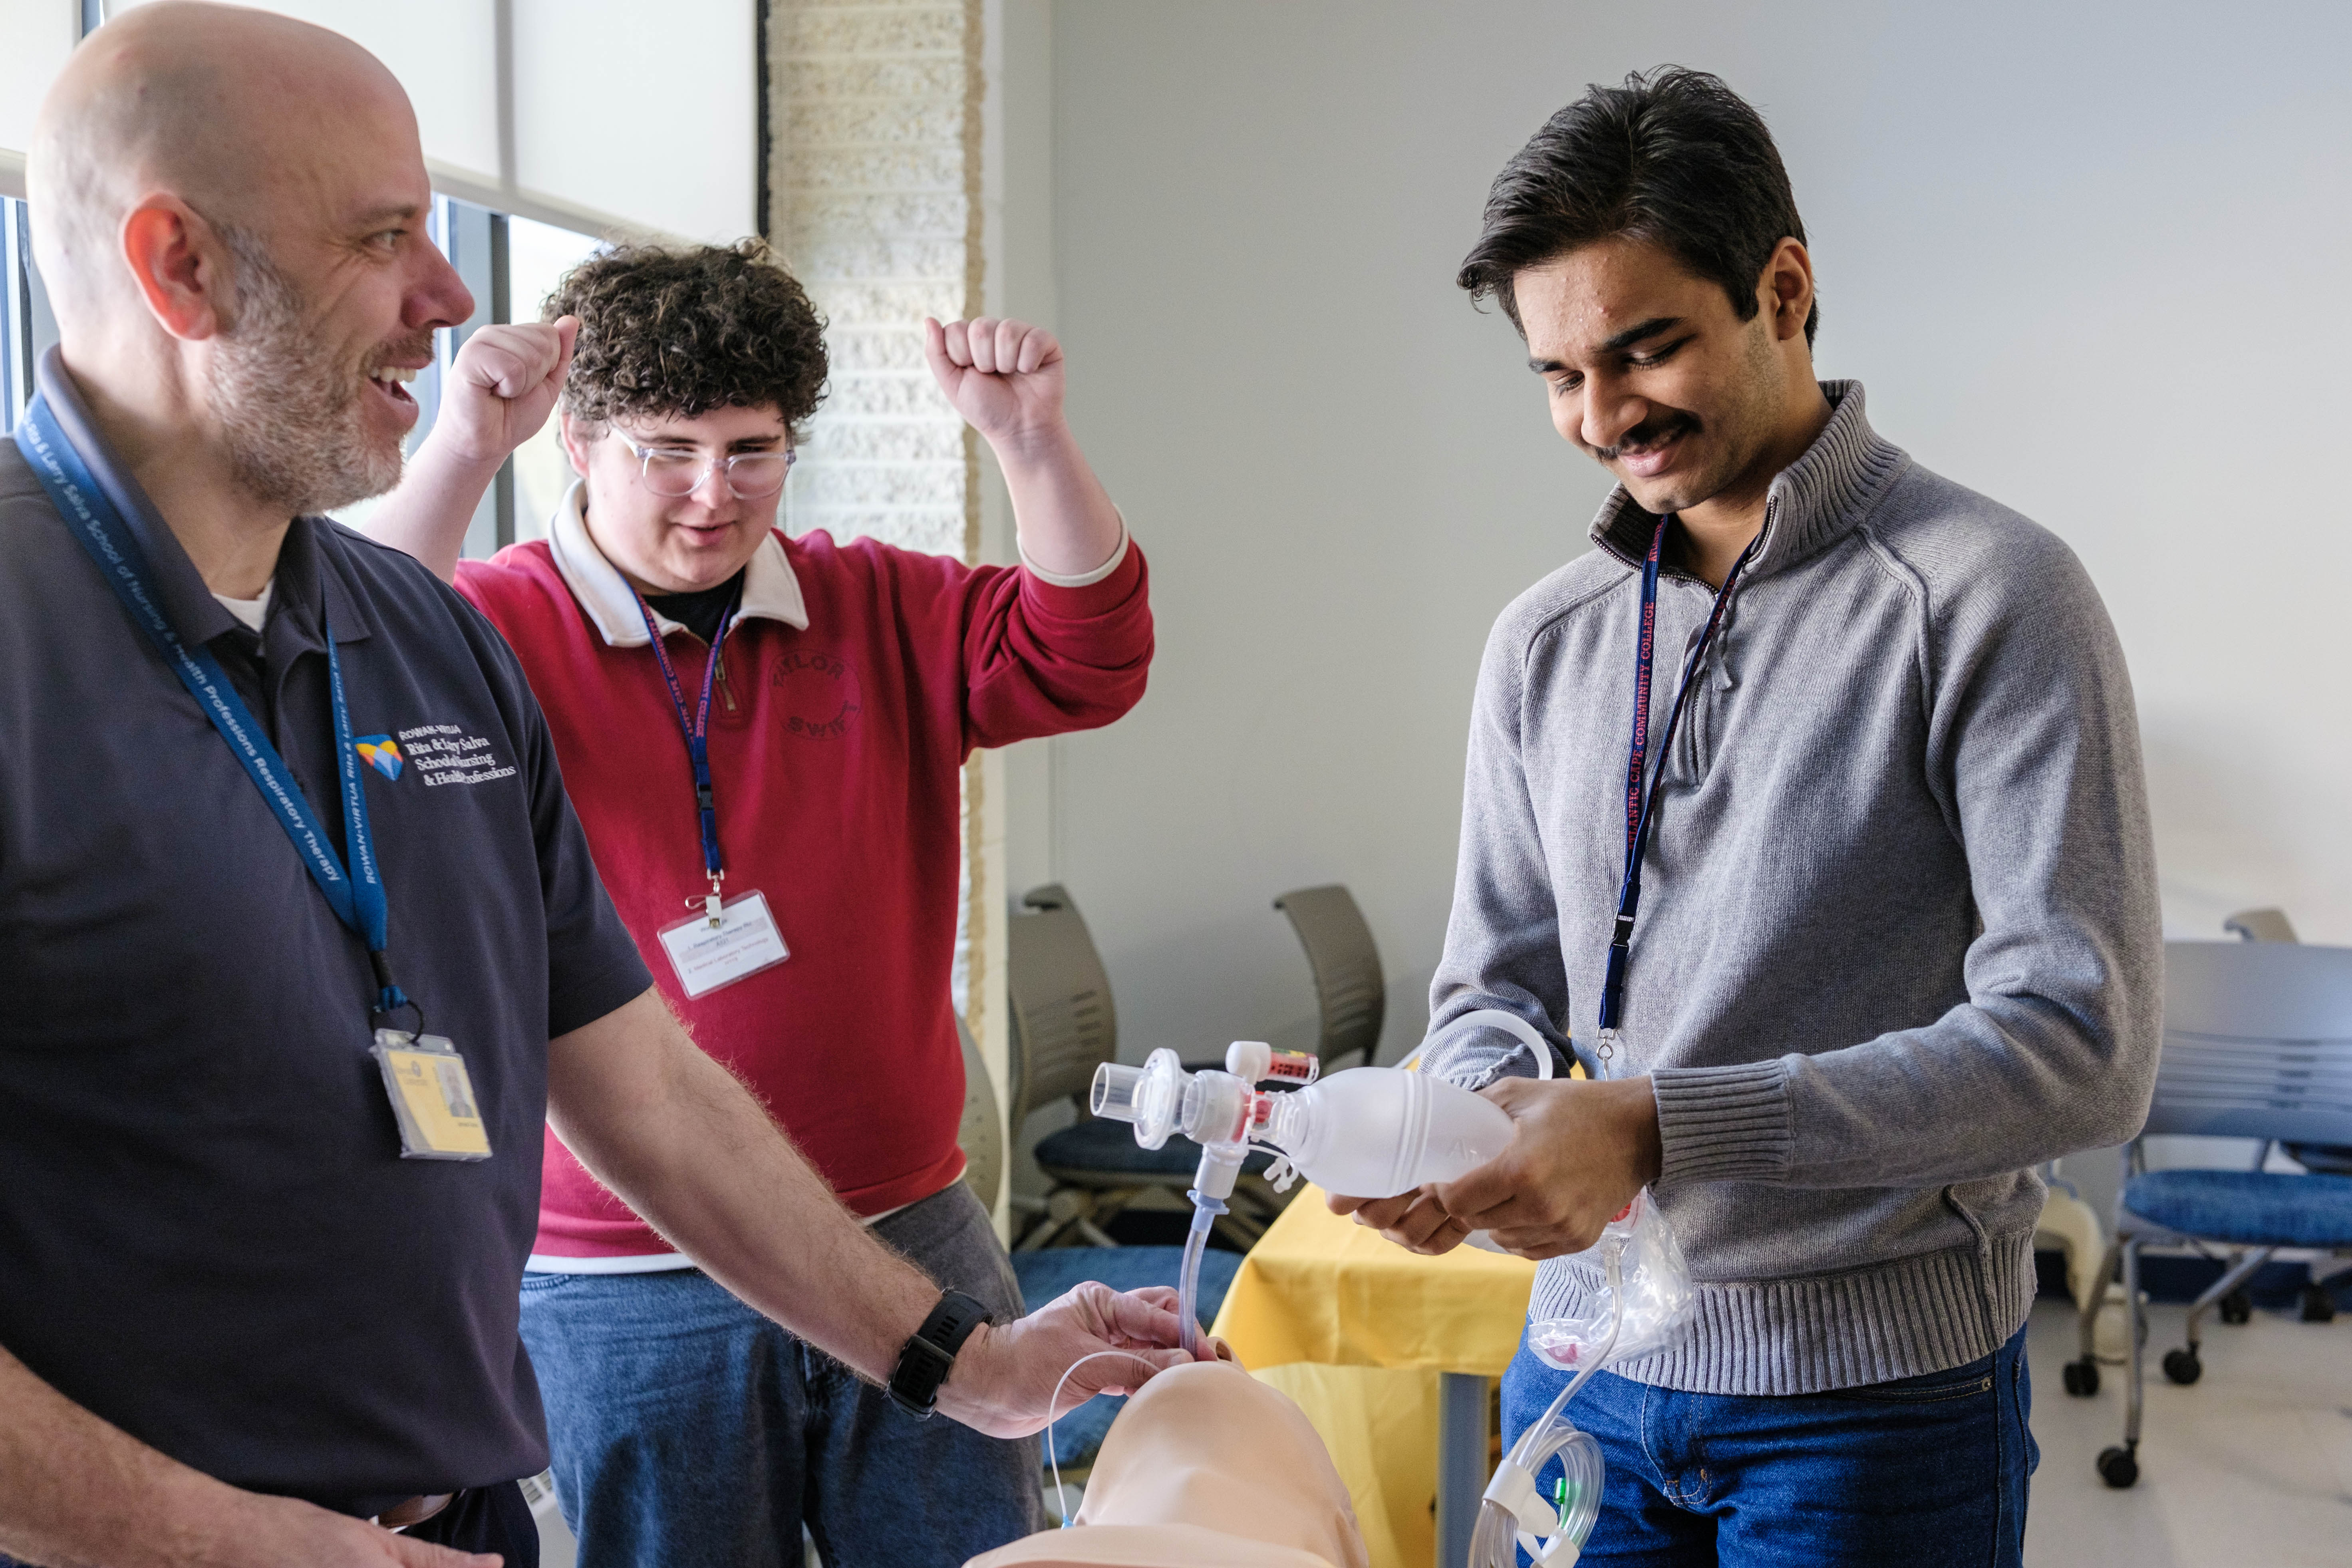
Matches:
[2301,1283,2338,1323]
[2061,1357,2100,1397]
[2097,1445,2139,1489]
[2161,1348,2202,1385]
[2219,1289,2253,1325]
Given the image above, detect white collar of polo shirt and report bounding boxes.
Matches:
[546,479,810,647]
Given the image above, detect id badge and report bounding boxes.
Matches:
[370,1029,493,1161]
[658,888,790,999]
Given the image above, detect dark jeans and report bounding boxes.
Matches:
[0,1481,535,1568]
[1500,1323,2036,1566]
[518,1182,1041,1568]
[406,1482,540,1564]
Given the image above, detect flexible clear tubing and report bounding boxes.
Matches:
[1176,1191,1224,1358]
[1468,1246,1623,1568]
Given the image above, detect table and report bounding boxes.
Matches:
[1213,1185,1539,1568]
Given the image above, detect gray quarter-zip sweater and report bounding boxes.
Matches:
[1424,381,2161,1396]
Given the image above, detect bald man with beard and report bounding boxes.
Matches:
[0,8,1204,1566]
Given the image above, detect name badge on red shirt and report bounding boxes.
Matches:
[658,889,790,998]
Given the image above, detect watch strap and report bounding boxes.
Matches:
[887,1289,991,1418]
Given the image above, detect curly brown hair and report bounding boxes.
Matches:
[544,238,828,434]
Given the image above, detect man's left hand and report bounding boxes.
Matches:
[924,316,1067,456]
[429,316,578,470]
[1436,1076,1664,1260]
[936,1282,1225,1439]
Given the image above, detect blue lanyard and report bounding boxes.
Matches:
[634,593,736,894]
[1596,515,1760,1044]
[14,393,411,1021]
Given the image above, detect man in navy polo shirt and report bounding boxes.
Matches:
[0,9,1200,1568]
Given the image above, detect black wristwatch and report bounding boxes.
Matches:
[887,1290,992,1419]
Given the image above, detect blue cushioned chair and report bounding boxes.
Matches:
[2066,940,2352,1489]
[1008,885,1276,1250]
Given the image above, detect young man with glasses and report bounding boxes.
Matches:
[366,240,1152,1566]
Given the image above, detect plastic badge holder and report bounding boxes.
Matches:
[369,1029,493,1161]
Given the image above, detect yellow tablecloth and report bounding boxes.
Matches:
[1215,1188,1540,1568]
[1212,1183,1539,1376]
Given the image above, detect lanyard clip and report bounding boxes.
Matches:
[1609,913,1635,950]
[704,872,725,928]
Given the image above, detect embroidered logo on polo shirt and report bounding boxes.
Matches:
[355,735,404,780]
[773,651,863,741]
[396,723,518,788]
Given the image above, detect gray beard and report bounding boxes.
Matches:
[205,228,409,516]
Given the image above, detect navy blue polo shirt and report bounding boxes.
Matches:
[0,353,652,1510]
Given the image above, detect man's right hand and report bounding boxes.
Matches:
[1327,1184,1473,1256]
[426,318,578,470]
[237,1493,503,1568]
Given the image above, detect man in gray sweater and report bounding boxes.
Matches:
[1332,69,2161,1565]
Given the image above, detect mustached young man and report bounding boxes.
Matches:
[360,240,1153,1563]
[0,9,1203,1568]
[1331,70,2161,1565]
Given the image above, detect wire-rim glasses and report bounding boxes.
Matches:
[614,433,798,500]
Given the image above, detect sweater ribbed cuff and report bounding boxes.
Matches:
[1653,1059,1793,1184]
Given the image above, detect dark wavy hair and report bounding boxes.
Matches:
[545,238,829,433]
[1458,67,1817,345]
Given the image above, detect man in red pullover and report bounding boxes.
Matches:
[366,241,1152,1566]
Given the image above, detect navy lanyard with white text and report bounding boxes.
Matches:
[13,392,413,1025]
[1595,513,1760,1069]
[635,593,737,924]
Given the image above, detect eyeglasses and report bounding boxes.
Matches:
[613,433,797,499]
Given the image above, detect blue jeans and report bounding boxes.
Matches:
[518,1182,1041,1568]
[1500,1324,2036,1566]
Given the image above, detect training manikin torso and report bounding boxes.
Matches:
[965,1361,1371,1568]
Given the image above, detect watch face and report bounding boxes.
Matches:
[891,1292,989,1416]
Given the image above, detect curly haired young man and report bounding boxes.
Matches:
[366,240,1153,1567]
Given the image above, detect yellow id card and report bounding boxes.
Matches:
[370,1029,492,1161]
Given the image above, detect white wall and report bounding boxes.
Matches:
[1031,0,2352,1075]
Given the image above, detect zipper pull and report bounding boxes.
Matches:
[715,646,738,712]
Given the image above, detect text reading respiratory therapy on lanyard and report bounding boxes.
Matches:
[14,394,489,1161]
[1594,513,1761,1074]
[635,591,791,999]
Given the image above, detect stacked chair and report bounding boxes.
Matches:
[2062,937,2352,1489]
[1003,883,1271,1250]
[1269,884,1387,1071]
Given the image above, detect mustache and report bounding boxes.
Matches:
[1596,412,1699,462]
[365,332,437,373]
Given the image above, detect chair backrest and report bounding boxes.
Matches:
[1007,883,1118,1128]
[955,1010,1005,1212]
[2223,906,2299,944]
[2147,940,2352,1144]
[1274,884,1385,1070]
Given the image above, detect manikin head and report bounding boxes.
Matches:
[27,1,473,515]
[966,1361,1370,1568]
[549,241,829,595]
[1458,68,1823,524]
